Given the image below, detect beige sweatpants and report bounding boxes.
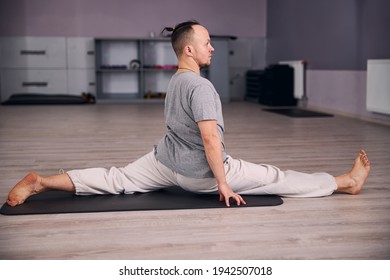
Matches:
[67,150,337,198]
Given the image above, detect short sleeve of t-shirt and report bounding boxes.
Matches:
[190,84,218,123]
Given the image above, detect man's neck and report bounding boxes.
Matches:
[177,67,199,75]
[177,60,200,75]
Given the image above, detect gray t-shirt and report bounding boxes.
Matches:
[155,71,227,178]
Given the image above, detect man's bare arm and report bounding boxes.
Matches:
[198,120,246,206]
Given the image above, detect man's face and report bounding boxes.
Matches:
[190,25,214,67]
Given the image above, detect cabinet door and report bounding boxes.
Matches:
[0,37,66,68]
[0,69,67,100]
[67,69,96,95]
[209,39,230,102]
[367,60,390,115]
[229,39,252,68]
[67,37,95,69]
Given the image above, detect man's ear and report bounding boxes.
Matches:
[183,45,194,57]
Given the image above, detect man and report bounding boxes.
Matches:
[6,21,370,208]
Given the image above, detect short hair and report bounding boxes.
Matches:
[162,20,200,56]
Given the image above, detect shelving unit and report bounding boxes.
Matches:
[95,38,178,101]
[94,37,229,102]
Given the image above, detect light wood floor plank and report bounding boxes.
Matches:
[0,102,389,259]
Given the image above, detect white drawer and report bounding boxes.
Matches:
[1,69,67,100]
[0,37,66,68]
[67,37,95,69]
[67,69,96,95]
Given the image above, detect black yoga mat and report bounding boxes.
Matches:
[263,108,333,118]
[0,186,283,215]
[2,94,89,105]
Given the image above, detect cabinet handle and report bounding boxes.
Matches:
[87,50,95,55]
[20,50,46,55]
[22,82,48,87]
[88,82,96,86]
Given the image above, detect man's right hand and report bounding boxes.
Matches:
[218,182,246,207]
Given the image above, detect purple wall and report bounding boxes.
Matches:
[307,69,390,124]
[266,0,390,123]
[0,0,266,37]
[266,0,390,70]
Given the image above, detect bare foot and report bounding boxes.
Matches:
[7,172,47,206]
[335,149,371,195]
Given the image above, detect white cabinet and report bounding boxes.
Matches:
[209,39,230,102]
[0,37,67,69]
[0,36,95,102]
[66,37,96,96]
[67,69,96,96]
[66,37,95,69]
[367,59,390,115]
[1,69,67,96]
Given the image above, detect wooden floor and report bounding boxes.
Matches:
[0,102,389,260]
